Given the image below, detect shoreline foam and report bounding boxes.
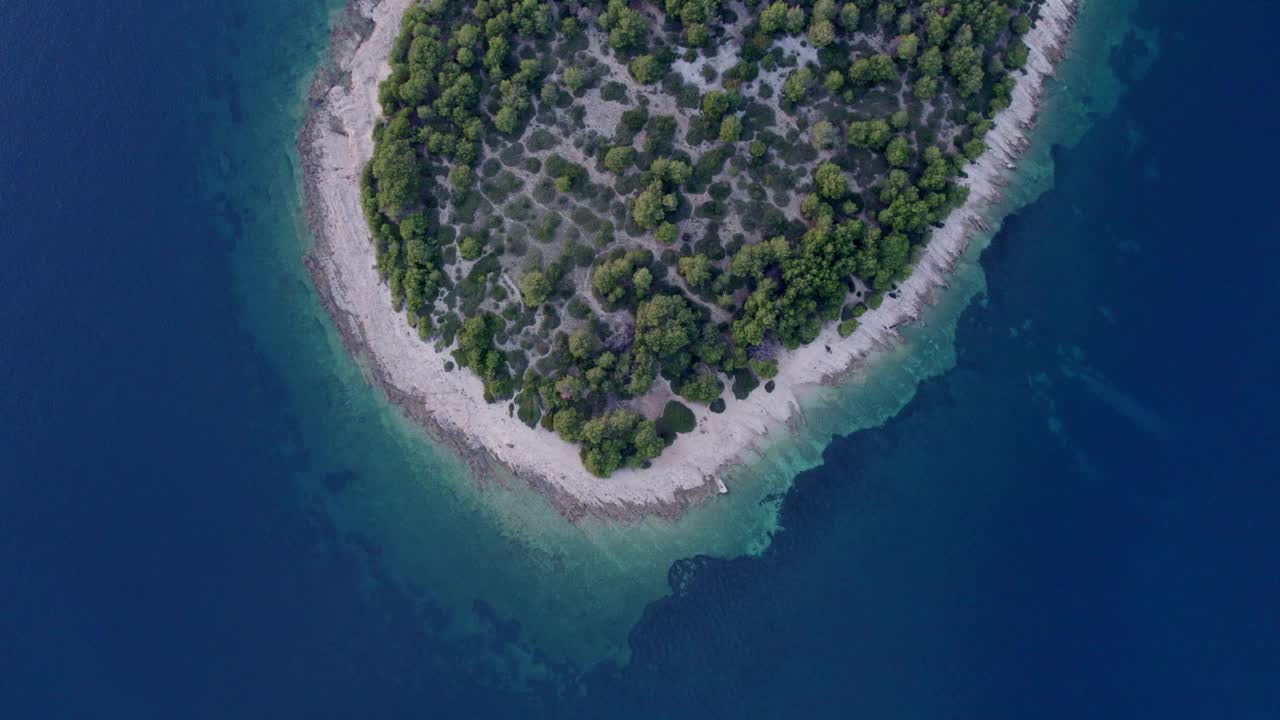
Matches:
[299,0,1079,521]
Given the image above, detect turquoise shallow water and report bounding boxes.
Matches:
[5,0,1278,715]
[213,0,1146,675]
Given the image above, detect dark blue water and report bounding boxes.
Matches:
[2,1,1276,717]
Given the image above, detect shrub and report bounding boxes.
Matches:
[731,368,759,400]
[655,401,697,444]
[601,81,628,102]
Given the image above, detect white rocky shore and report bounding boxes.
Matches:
[301,0,1079,520]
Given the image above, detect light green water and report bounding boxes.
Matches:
[204,0,1147,682]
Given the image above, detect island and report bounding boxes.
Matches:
[302,0,1077,519]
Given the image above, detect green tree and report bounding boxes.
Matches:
[628,54,663,85]
[676,372,723,404]
[678,254,713,287]
[701,89,731,121]
[896,11,914,35]
[718,114,743,142]
[963,137,986,161]
[813,0,837,22]
[760,2,788,34]
[447,164,474,193]
[896,33,919,63]
[731,235,791,279]
[578,410,663,477]
[824,69,846,94]
[631,180,673,229]
[519,270,551,306]
[651,157,691,185]
[847,118,891,150]
[839,3,861,30]
[370,138,423,219]
[808,20,835,48]
[885,135,911,167]
[554,407,584,442]
[569,326,595,359]
[563,67,585,93]
[494,105,519,134]
[781,67,815,104]
[634,294,699,359]
[1004,40,1029,70]
[605,145,635,174]
[459,235,483,260]
[918,46,944,77]
[814,161,848,199]
[912,76,939,100]
[849,54,896,88]
[748,358,778,379]
[632,267,653,297]
[555,374,584,402]
[600,0,648,51]
[785,7,807,34]
[810,120,836,149]
[685,23,708,47]
[456,313,511,401]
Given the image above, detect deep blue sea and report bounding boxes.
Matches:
[2,0,1277,717]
